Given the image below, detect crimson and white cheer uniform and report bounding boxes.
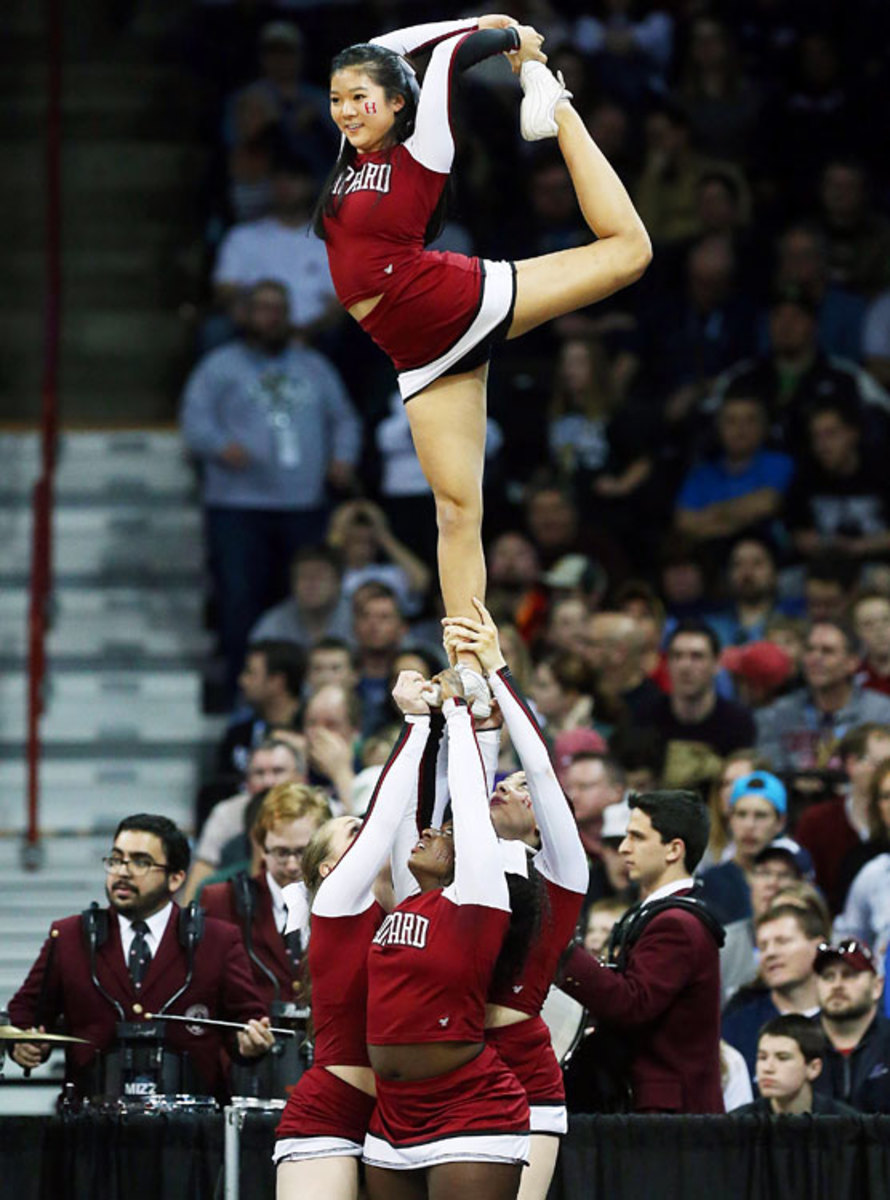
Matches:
[274,717,430,1164]
[363,698,529,1170]
[324,20,520,400]
[485,668,588,1136]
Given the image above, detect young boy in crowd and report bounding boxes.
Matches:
[583,897,629,959]
[734,1014,855,1115]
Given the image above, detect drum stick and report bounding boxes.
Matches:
[145,1013,302,1037]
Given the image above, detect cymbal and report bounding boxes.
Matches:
[0,1024,91,1045]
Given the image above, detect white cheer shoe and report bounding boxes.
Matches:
[519,60,573,142]
[456,664,492,720]
[420,667,492,718]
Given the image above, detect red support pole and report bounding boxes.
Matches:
[25,0,63,865]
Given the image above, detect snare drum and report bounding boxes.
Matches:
[540,985,587,1066]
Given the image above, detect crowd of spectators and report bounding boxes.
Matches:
[178,1,890,672]
[174,0,890,1115]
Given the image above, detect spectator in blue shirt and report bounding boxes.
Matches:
[723,902,824,1077]
[180,279,361,701]
[674,390,794,558]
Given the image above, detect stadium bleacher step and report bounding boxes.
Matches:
[0,429,217,842]
[0,430,198,502]
[0,63,206,143]
[0,0,210,423]
[0,0,220,1033]
[0,668,221,746]
[0,834,114,1009]
[0,758,202,835]
[1,505,204,581]
[0,585,211,664]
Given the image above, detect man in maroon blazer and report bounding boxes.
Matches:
[559,790,725,1113]
[8,813,273,1100]
[200,784,331,1007]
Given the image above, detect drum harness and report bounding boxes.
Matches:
[82,900,206,1100]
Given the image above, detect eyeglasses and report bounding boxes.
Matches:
[102,854,169,878]
[264,846,306,864]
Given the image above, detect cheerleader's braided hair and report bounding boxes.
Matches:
[490,862,548,995]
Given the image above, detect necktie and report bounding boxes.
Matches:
[128,920,152,988]
[283,929,302,971]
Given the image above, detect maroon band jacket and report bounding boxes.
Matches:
[560,892,724,1113]
[8,904,267,1098]
[200,873,302,1007]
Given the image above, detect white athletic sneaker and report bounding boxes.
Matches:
[519,60,572,142]
[456,664,492,719]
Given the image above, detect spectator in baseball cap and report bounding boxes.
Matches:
[722,640,795,708]
[814,938,890,1111]
[720,837,816,1005]
[553,729,607,784]
[753,837,815,884]
[698,771,787,924]
[584,797,636,914]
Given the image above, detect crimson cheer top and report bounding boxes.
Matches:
[302,716,434,1065]
[368,697,513,1046]
[488,878,583,1015]
[368,890,508,1044]
[322,20,519,371]
[308,904,385,1067]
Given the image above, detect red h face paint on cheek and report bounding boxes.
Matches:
[364,101,377,114]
